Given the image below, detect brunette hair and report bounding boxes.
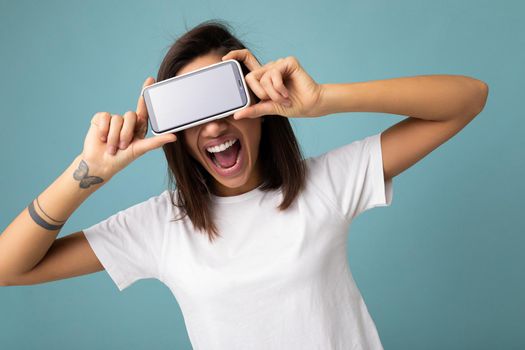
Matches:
[157,19,306,242]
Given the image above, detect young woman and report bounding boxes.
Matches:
[0,21,488,349]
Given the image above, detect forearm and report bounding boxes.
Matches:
[317,74,488,121]
[0,155,103,279]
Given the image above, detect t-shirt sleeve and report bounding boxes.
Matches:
[306,132,394,222]
[82,191,170,291]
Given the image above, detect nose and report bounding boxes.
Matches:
[200,116,231,138]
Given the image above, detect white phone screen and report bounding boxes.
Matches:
[148,63,244,132]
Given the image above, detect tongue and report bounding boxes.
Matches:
[213,141,240,168]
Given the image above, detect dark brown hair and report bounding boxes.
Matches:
[157,19,306,242]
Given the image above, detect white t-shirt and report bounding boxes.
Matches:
[83,132,394,350]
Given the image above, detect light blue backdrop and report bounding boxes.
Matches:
[1,0,523,349]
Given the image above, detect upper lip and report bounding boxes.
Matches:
[202,135,240,152]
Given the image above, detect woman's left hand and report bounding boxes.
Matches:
[221,49,324,119]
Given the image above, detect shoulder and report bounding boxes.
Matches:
[116,190,181,223]
[303,134,375,178]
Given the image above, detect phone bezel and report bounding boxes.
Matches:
[141,59,250,135]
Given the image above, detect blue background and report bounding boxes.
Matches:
[1,0,523,349]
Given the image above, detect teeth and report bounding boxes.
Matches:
[206,139,238,153]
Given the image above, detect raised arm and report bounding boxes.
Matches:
[316,75,489,180]
[0,77,176,286]
[218,51,489,183]
[0,156,105,285]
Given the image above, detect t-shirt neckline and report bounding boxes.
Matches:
[209,184,265,204]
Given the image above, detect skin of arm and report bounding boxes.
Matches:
[315,75,489,180]
[0,155,104,282]
[316,74,488,122]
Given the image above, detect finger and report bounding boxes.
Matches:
[273,56,299,80]
[107,114,123,155]
[260,72,288,105]
[119,111,137,149]
[234,101,274,120]
[269,68,289,98]
[245,71,269,101]
[91,112,111,142]
[136,76,155,118]
[221,49,262,72]
[132,133,177,158]
[136,77,155,137]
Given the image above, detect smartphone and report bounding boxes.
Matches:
[141,59,251,135]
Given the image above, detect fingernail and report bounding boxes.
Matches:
[108,145,117,155]
[282,100,292,107]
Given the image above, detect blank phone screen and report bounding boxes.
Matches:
[147,63,244,132]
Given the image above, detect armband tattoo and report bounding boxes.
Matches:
[35,196,66,223]
[27,200,64,231]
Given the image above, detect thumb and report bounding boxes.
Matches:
[234,100,275,120]
[132,133,177,158]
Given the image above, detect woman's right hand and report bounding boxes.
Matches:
[80,77,177,181]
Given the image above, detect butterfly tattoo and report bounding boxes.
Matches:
[73,160,104,189]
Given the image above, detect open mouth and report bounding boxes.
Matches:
[204,138,243,176]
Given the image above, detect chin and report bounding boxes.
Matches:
[211,171,250,190]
